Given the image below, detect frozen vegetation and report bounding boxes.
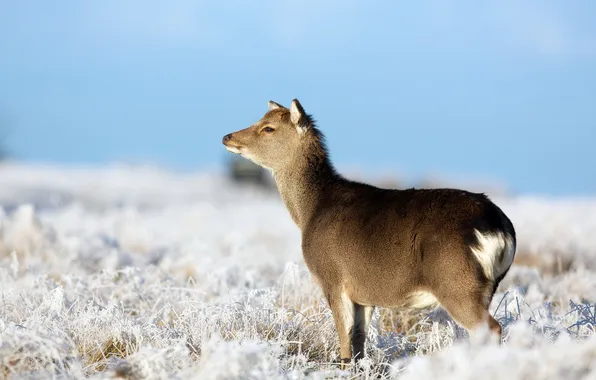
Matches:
[1,162,596,379]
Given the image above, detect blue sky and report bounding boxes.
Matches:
[0,1,595,196]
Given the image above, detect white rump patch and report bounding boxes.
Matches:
[471,229,515,281]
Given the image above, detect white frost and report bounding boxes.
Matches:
[0,162,596,379]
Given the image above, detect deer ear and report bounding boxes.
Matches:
[290,99,305,125]
[268,101,284,110]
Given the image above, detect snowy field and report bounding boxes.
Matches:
[2,163,596,379]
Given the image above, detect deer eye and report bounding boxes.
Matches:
[261,127,275,133]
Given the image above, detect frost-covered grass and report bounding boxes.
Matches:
[1,163,596,379]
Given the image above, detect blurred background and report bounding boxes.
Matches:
[0,0,594,197]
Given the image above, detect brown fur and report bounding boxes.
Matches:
[222,99,516,368]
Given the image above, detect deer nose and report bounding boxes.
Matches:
[222,133,233,144]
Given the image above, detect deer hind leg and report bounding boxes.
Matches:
[325,289,355,369]
[433,283,502,344]
[352,303,374,362]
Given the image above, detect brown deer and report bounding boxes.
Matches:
[222,99,516,368]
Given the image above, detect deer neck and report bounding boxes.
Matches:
[273,152,337,231]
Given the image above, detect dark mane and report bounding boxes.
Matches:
[301,113,341,184]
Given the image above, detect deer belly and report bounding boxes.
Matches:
[341,260,425,308]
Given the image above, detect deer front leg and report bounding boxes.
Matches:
[326,289,355,369]
[352,303,374,362]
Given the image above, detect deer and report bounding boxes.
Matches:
[221,99,517,369]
